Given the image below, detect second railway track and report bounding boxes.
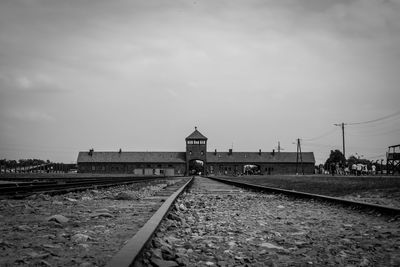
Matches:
[0,177,169,198]
[113,176,400,267]
[0,177,191,266]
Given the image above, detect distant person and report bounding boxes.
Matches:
[372,165,376,175]
[352,164,357,175]
[344,166,350,175]
[363,165,368,175]
[356,164,362,176]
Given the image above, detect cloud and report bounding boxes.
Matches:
[0,72,66,93]
[6,109,55,123]
[15,74,57,91]
[167,89,180,98]
[0,0,399,163]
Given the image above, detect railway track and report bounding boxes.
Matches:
[0,177,191,266]
[2,176,399,266]
[208,176,400,216]
[0,176,171,198]
[108,176,400,267]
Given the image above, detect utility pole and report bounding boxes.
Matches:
[296,138,304,175]
[275,141,284,153]
[334,122,346,159]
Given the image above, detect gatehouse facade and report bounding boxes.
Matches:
[77,128,315,175]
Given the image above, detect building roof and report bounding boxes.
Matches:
[78,151,315,164]
[77,151,186,163]
[206,151,315,164]
[185,127,208,140]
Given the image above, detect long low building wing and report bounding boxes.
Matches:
[207,152,315,164]
[77,151,186,164]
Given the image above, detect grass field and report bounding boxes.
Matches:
[219,175,400,197]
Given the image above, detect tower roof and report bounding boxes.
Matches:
[186,127,208,140]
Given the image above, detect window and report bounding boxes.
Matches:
[168,164,173,168]
[187,140,193,145]
[201,151,204,155]
[200,140,206,144]
[92,166,95,171]
[194,140,199,144]
[189,151,192,155]
[102,166,105,171]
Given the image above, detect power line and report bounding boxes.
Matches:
[347,110,400,125]
[346,127,400,137]
[302,142,339,149]
[347,115,400,129]
[331,110,400,159]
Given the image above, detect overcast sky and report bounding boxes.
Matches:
[1,0,399,164]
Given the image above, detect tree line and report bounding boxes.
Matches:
[322,149,385,174]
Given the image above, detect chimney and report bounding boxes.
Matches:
[214,149,217,155]
[228,149,232,155]
[88,148,94,156]
[259,149,261,155]
[272,149,275,156]
[119,148,122,153]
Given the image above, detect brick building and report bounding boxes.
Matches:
[77,128,315,175]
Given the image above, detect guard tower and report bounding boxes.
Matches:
[387,144,400,175]
[185,127,208,175]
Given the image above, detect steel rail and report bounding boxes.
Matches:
[106,176,194,267]
[0,178,121,189]
[0,179,98,187]
[0,177,153,190]
[207,176,400,216]
[0,174,163,183]
[0,177,169,197]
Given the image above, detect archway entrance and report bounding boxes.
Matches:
[243,164,261,175]
[189,159,205,175]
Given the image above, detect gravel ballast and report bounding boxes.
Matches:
[139,177,400,267]
[0,177,187,266]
